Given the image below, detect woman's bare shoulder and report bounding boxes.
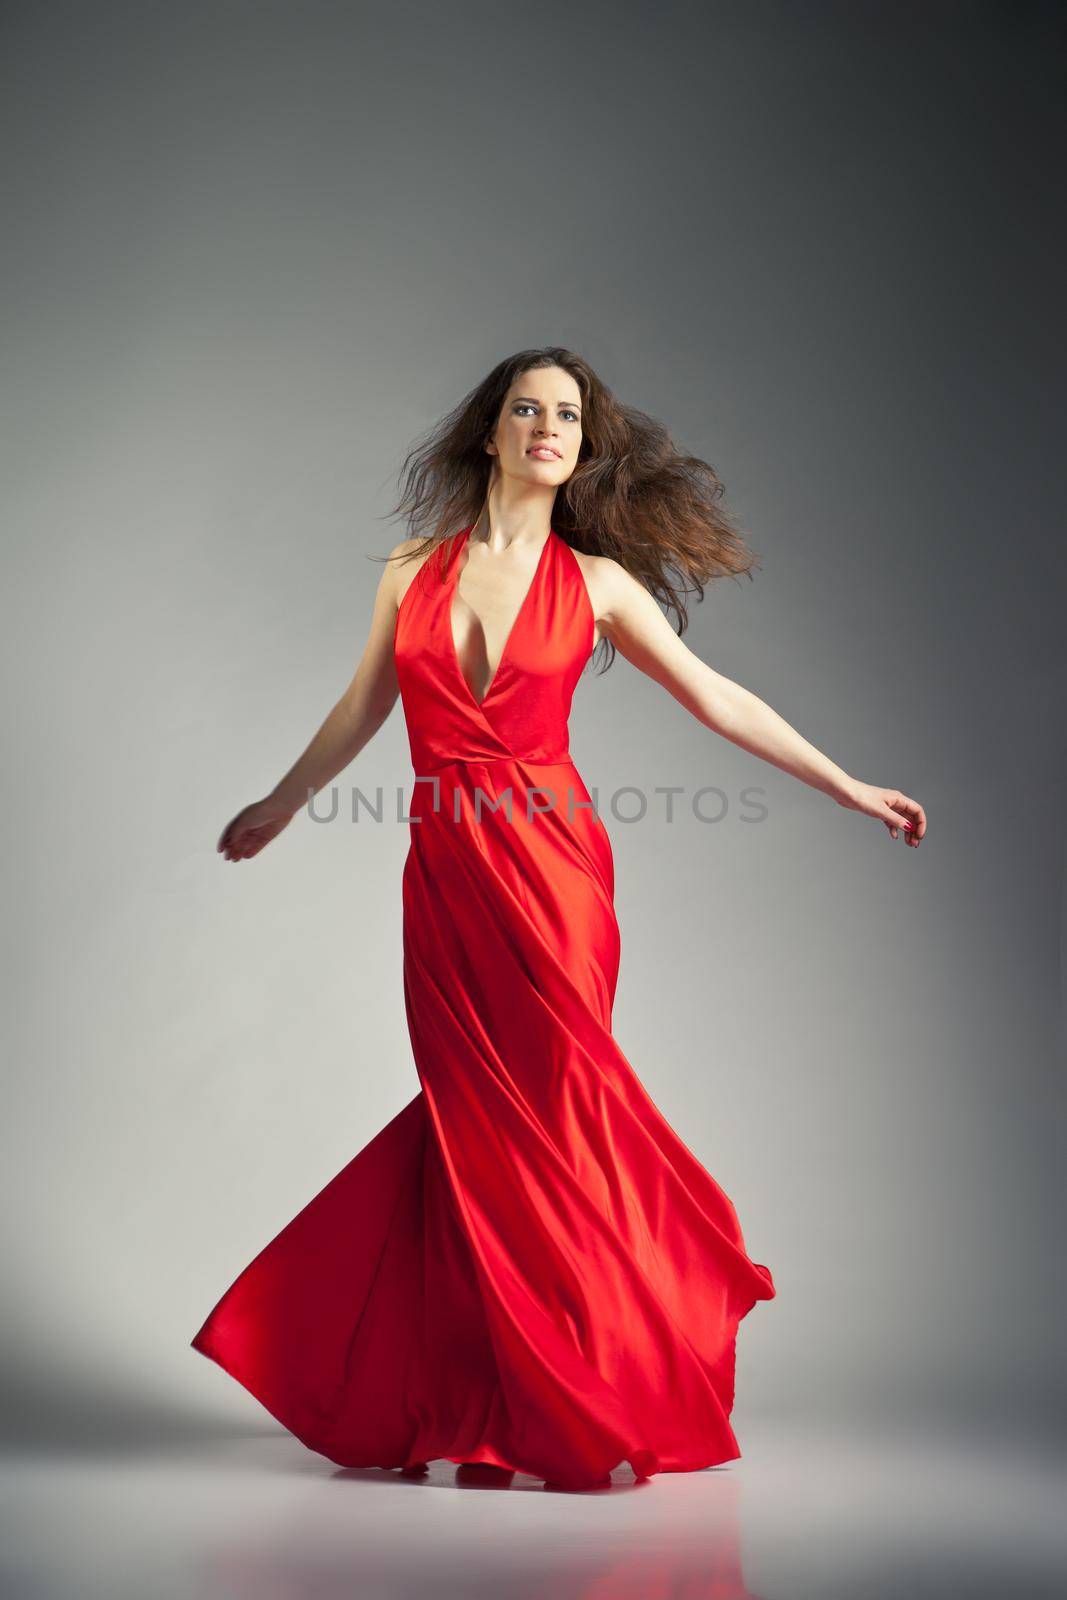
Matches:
[567,547,636,621]
[388,535,445,611]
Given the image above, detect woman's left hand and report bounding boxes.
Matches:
[837,781,926,846]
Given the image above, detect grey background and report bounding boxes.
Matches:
[2,0,1063,1457]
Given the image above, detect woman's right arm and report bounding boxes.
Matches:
[217,540,416,862]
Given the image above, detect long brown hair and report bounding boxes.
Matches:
[379,346,759,672]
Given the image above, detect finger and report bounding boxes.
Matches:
[894,795,926,845]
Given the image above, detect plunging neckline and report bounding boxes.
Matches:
[447,527,555,710]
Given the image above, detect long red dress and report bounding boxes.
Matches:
[191,525,776,1488]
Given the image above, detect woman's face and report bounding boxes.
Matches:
[486,366,584,487]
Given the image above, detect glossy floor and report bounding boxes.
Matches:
[2,1415,1064,1598]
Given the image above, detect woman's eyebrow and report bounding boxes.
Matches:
[512,396,582,410]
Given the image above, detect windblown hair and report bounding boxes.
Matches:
[379,346,759,671]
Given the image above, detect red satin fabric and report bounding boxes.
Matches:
[191,526,775,1488]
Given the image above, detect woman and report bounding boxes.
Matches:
[191,347,926,1491]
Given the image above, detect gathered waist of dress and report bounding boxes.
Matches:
[416,754,579,778]
[402,755,600,832]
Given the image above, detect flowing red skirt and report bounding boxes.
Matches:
[192,759,775,1488]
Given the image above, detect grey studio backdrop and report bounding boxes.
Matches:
[2,1,1063,1454]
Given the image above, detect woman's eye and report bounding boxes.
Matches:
[515,405,580,422]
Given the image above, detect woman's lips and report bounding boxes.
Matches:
[528,448,561,459]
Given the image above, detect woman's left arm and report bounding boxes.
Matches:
[590,557,926,847]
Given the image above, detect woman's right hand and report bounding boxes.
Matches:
[217,796,297,862]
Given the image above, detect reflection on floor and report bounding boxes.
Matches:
[1,1415,1064,1599]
